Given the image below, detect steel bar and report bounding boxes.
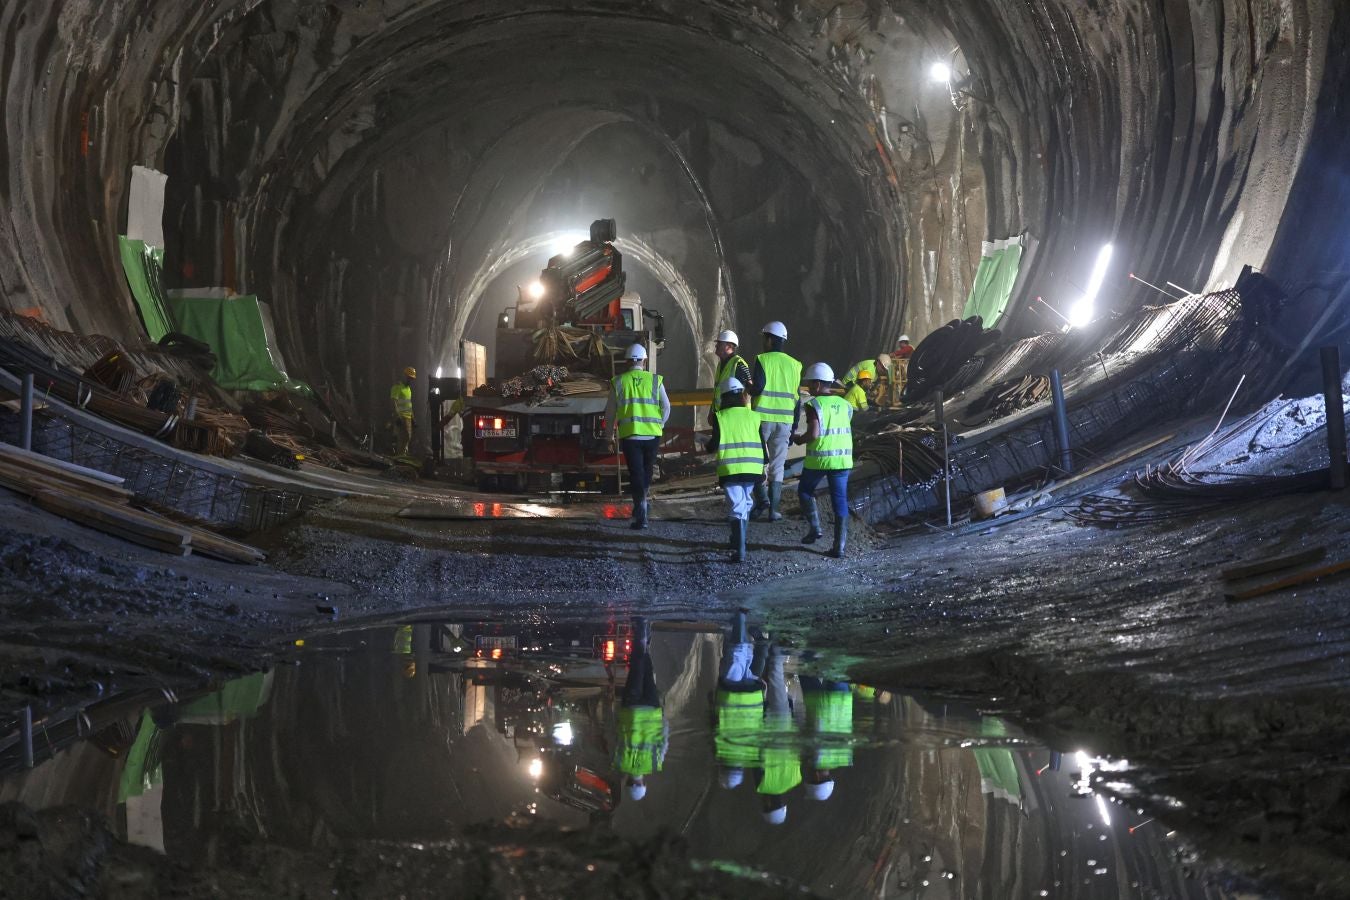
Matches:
[934,390,951,526]
[1049,369,1072,475]
[19,372,34,450]
[1321,347,1347,490]
[20,705,34,768]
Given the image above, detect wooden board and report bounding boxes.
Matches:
[0,442,124,485]
[0,458,131,504]
[34,490,192,553]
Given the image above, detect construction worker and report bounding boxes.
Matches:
[713,330,750,387]
[791,363,854,558]
[713,608,766,791]
[390,367,416,456]
[712,378,764,563]
[606,344,670,529]
[894,334,914,359]
[843,369,872,412]
[842,358,876,387]
[614,617,668,803]
[748,321,801,522]
[800,675,855,803]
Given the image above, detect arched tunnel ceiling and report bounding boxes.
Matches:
[1,1,1346,422]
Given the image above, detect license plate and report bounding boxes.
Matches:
[476,428,517,438]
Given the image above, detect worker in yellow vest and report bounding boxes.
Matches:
[791,363,854,558]
[801,675,855,803]
[606,344,670,529]
[390,366,416,456]
[614,617,668,803]
[712,330,750,387]
[712,377,764,563]
[842,369,872,412]
[713,609,766,790]
[748,321,802,522]
[842,358,877,386]
[756,642,800,825]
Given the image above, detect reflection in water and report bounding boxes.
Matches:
[0,614,1235,898]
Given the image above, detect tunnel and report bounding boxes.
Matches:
[3,1,1350,897]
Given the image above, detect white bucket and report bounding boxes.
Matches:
[973,487,1008,520]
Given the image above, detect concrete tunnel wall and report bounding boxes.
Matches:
[1,0,1347,429]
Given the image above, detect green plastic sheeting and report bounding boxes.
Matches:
[116,709,162,803]
[972,717,1022,805]
[118,237,173,342]
[961,236,1024,329]
[165,293,312,396]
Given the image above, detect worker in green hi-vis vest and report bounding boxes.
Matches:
[755,642,801,825]
[800,675,855,803]
[613,617,668,803]
[713,608,767,790]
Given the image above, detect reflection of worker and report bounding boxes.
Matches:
[756,642,800,825]
[391,367,416,456]
[749,321,802,522]
[714,609,766,790]
[801,676,854,802]
[712,378,764,563]
[606,344,671,530]
[614,617,668,802]
[842,370,872,412]
[792,363,854,558]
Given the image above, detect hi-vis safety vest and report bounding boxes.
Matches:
[753,352,802,425]
[714,406,764,478]
[716,354,748,387]
[844,359,876,385]
[391,383,413,419]
[804,395,853,470]
[616,706,666,777]
[715,688,765,767]
[757,713,802,796]
[805,688,855,770]
[613,369,664,439]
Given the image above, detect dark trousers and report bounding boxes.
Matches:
[622,649,661,708]
[798,468,850,519]
[620,438,658,504]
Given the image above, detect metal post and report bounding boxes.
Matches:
[1321,347,1347,490]
[1050,369,1072,475]
[935,390,951,527]
[20,705,34,768]
[20,373,35,451]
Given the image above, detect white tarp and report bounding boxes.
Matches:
[126,165,168,249]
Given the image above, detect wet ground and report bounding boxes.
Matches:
[1,407,1349,896]
[1,618,1253,899]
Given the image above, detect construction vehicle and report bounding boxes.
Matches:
[466,219,666,493]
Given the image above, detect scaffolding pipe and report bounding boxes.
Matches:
[1050,369,1072,475]
[20,705,34,768]
[934,390,951,526]
[1321,347,1347,491]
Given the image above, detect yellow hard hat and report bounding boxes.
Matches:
[403,366,417,379]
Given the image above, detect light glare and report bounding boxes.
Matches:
[527,280,545,300]
[1067,243,1114,329]
[527,758,543,779]
[929,62,952,83]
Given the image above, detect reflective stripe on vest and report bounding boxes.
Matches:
[805,395,853,470]
[753,352,802,424]
[715,407,765,477]
[715,688,765,766]
[613,370,664,439]
[391,383,413,418]
[716,354,748,387]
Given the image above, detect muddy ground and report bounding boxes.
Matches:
[1,440,1349,897]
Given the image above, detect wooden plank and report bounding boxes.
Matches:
[1225,558,1350,602]
[0,460,131,504]
[0,442,125,485]
[185,528,266,564]
[33,490,192,556]
[1222,546,1327,582]
[667,388,713,408]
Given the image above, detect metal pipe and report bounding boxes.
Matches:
[21,705,34,768]
[1321,347,1347,490]
[935,390,951,526]
[20,372,34,450]
[1050,369,1072,475]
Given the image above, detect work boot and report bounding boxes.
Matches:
[749,482,769,520]
[731,608,751,645]
[728,519,747,563]
[768,482,784,522]
[632,616,651,654]
[829,516,848,559]
[727,517,738,549]
[631,500,648,530]
[800,495,822,544]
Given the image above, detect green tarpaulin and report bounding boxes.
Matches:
[118,237,173,342]
[164,293,311,395]
[961,236,1024,329]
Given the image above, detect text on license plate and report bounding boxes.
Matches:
[477,428,517,438]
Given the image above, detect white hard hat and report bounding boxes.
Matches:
[716,330,739,345]
[877,353,892,369]
[763,806,788,825]
[627,782,648,801]
[761,321,788,340]
[804,362,835,383]
[625,343,648,361]
[718,377,745,395]
[898,334,911,342]
[806,780,835,801]
[719,768,744,789]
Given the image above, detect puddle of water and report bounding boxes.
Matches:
[1,617,1244,898]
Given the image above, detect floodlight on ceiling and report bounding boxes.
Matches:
[929,62,952,84]
[552,233,588,258]
[1067,243,1114,329]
